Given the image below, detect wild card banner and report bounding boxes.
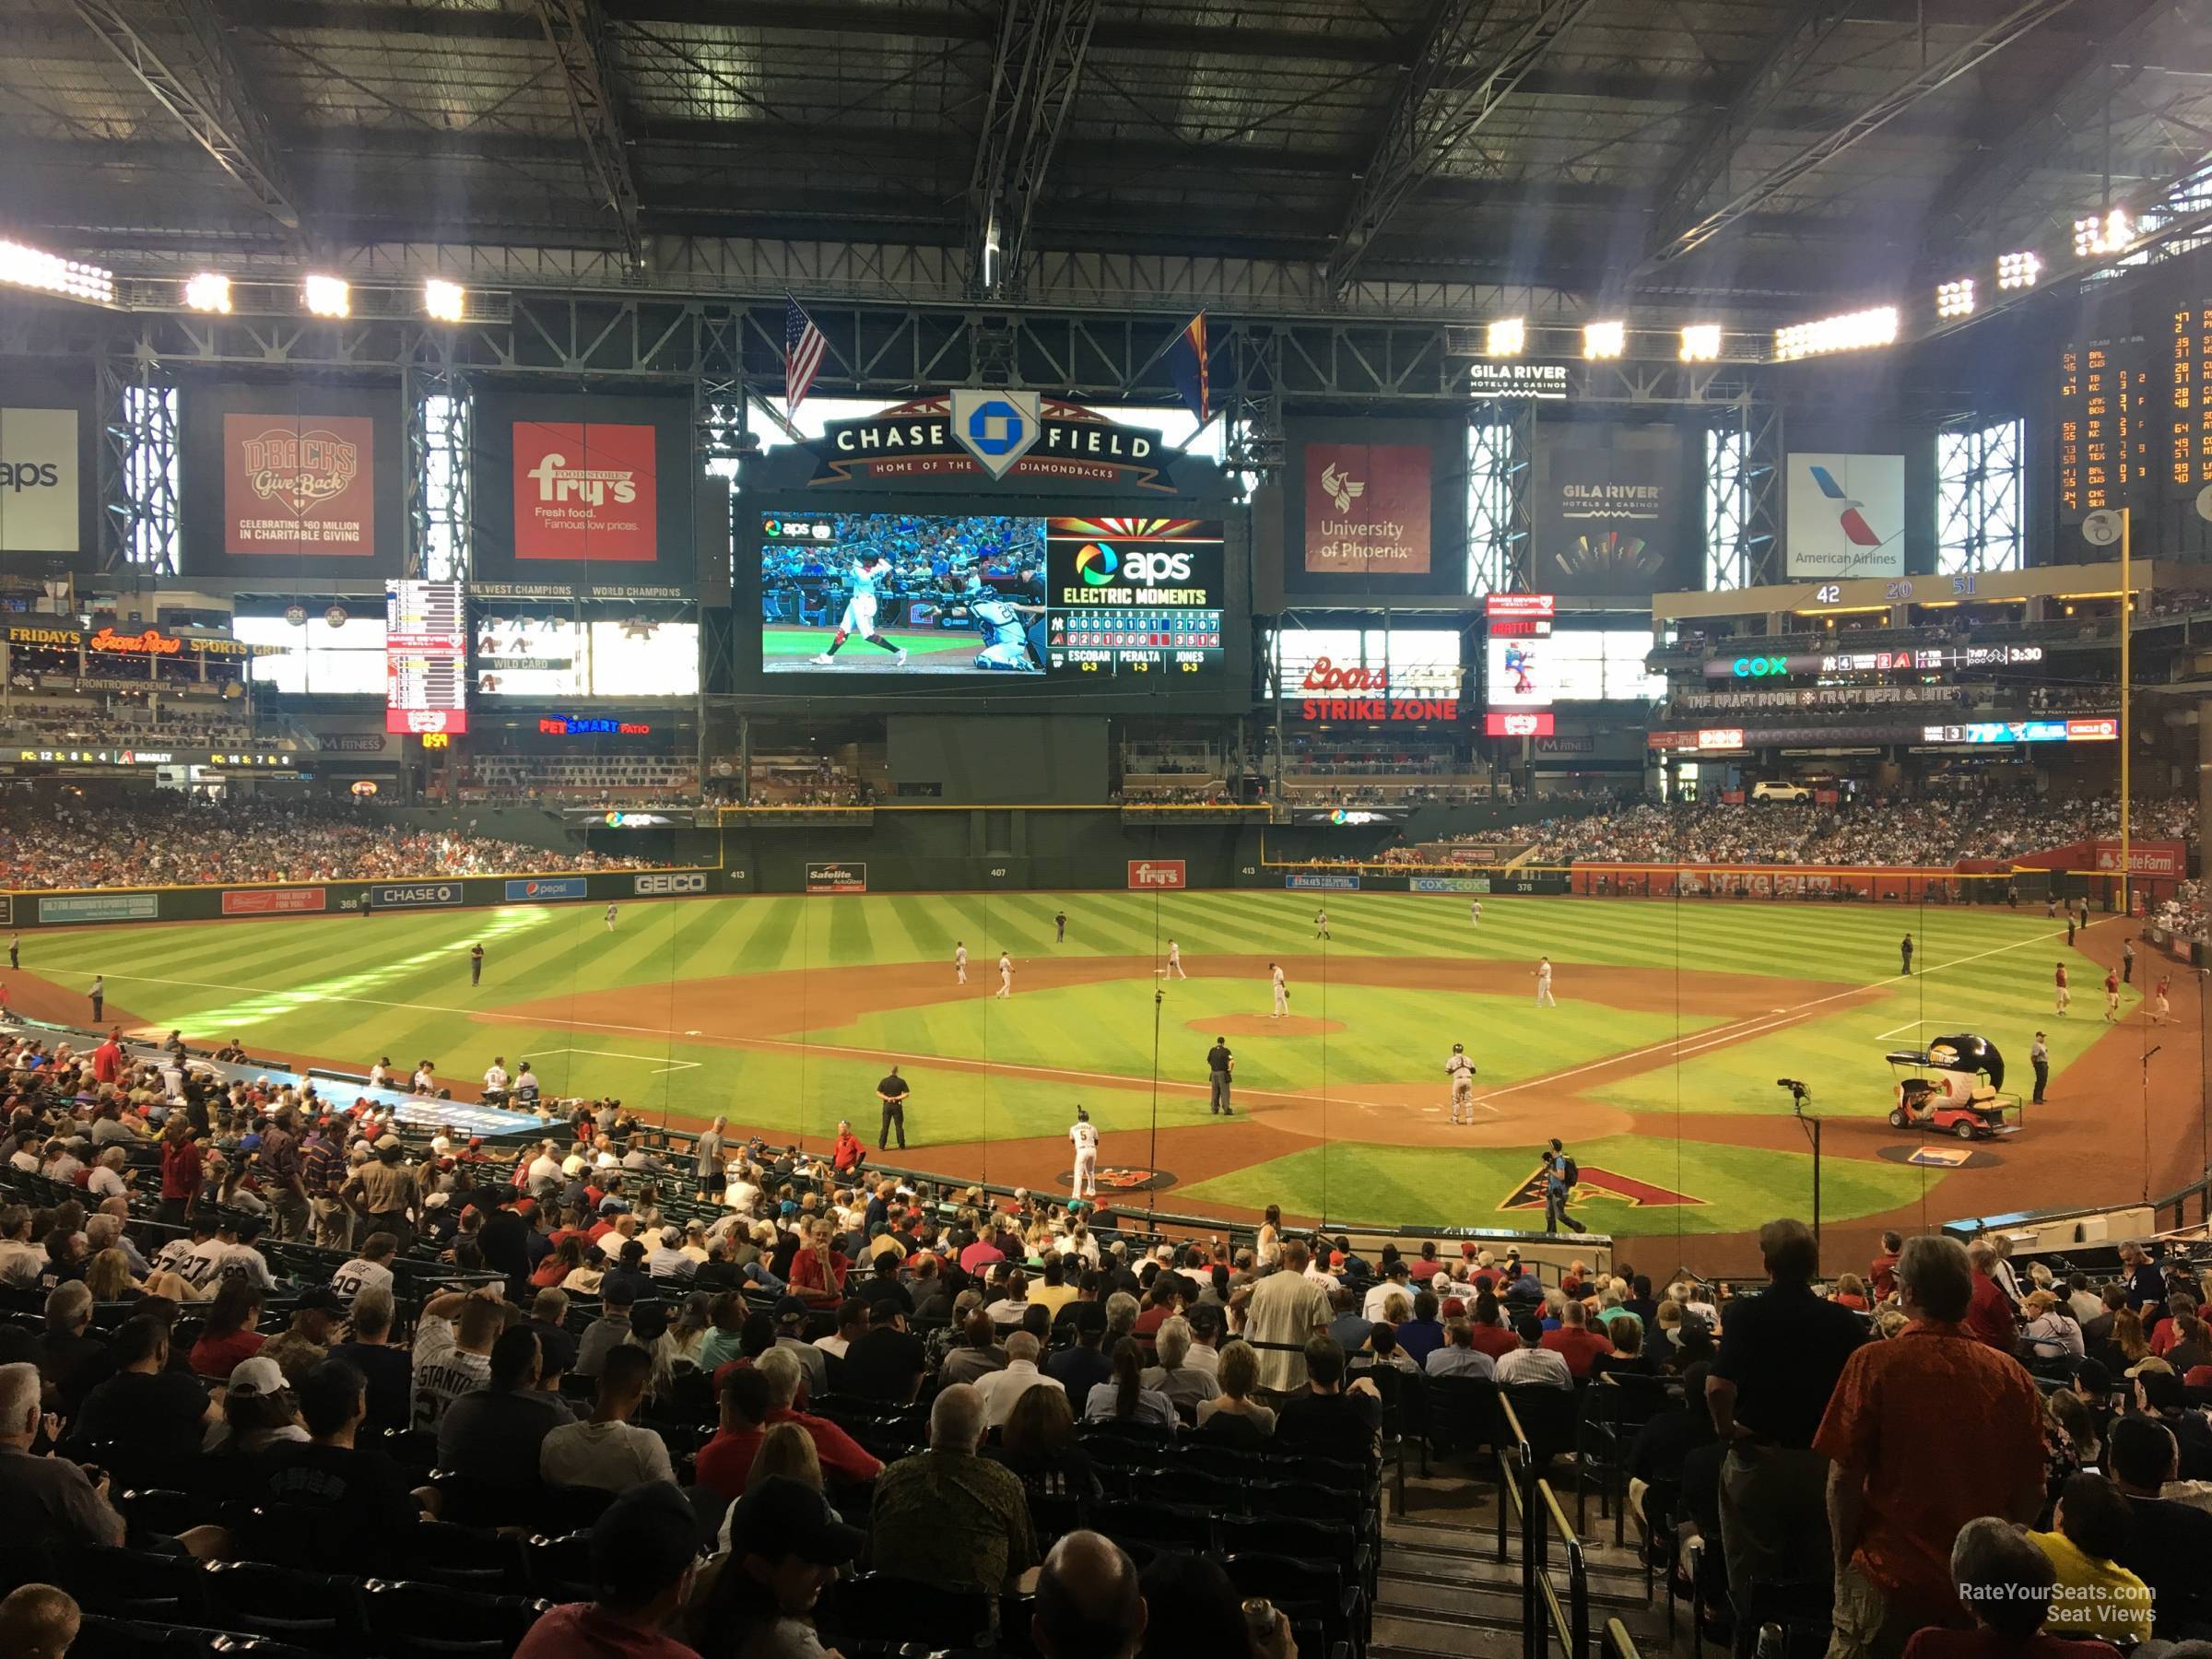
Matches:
[1534,423,1689,596]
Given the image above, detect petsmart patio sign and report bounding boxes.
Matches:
[809,396,1172,491]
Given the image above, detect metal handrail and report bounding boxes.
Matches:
[1602,1616,1642,1659]
[1499,1394,1593,1659]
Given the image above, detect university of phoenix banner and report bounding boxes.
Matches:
[1534,423,1691,598]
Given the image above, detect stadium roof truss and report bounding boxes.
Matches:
[4,0,2208,326]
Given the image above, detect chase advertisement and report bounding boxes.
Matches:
[806,394,1172,491]
[1534,424,1690,597]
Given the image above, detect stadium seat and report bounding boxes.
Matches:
[59,1544,209,1625]
[818,1572,993,1651]
[359,1581,551,1658]
[1575,1373,1675,1542]
[397,1522,531,1594]
[202,1560,370,1651]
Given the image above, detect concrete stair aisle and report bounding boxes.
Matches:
[1369,1465,1681,1659]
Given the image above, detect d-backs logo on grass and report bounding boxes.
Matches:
[1498,1163,1704,1211]
[1060,1166,1173,1194]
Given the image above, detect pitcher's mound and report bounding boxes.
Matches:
[1193,1015,1347,1037]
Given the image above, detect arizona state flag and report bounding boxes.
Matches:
[1166,312,1210,424]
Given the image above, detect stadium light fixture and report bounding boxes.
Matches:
[2073,206,2132,258]
[0,238,114,305]
[183,272,232,313]
[1771,304,1899,363]
[423,278,465,323]
[1995,251,2041,290]
[1678,324,1722,362]
[1583,320,1626,360]
[1935,278,1976,320]
[1486,317,1525,357]
[303,273,350,318]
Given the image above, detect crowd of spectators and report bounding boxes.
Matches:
[6,1024,2212,1659]
[0,794,662,889]
[0,692,260,749]
[1524,789,2199,867]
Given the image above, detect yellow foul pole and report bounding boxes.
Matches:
[2120,508,2131,919]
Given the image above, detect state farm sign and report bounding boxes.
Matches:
[1128,860,1187,889]
[512,421,656,561]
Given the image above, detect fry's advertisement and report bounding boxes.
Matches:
[224,414,377,555]
[512,422,658,561]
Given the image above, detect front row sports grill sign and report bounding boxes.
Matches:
[808,394,1173,492]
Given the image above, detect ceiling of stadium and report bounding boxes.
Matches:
[6,0,2210,313]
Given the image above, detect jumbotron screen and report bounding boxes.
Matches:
[759,511,1225,678]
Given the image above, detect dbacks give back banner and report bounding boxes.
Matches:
[223,413,378,556]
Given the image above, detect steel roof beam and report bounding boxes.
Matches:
[1641,0,2081,270]
[533,0,643,269]
[1324,0,1600,295]
[71,0,303,236]
[966,0,1100,299]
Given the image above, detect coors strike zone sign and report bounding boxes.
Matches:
[808,394,1173,491]
[223,415,376,555]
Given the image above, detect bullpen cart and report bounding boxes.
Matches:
[1885,1032,2023,1141]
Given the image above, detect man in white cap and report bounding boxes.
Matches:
[646,1226,695,1286]
[1446,1042,1477,1125]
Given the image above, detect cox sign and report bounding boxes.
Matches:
[1732,656,1789,678]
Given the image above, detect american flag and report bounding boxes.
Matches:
[783,295,827,412]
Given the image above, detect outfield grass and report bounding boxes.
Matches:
[22,889,2090,1231]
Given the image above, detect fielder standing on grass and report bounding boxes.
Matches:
[1534,957,1556,1007]
[1270,961,1288,1018]
[1206,1036,1233,1115]
[1446,1042,1476,1124]
[1054,909,1067,944]
[995,951,1013,999]
[1900,933,1913,975]
[1069,1107,1099,1199]
[605,902,618,933]
[955,941,968,985]
[1313,907,1330,941]
[1165,939,1186,980]
[1470,900,1482,927]
[469,942,484,986]
[88,974,104,1022]
[2054,962,2070,1015]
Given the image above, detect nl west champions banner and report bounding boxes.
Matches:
[1534,424,1688,596]
[512,421,659,562]
[1301,442,1431,574]
[1785,453,1904,578]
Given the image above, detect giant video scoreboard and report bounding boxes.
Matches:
[2054,277,2212,539]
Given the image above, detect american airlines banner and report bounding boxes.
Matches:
[1533,423,1690,597]
[1785,453,1904,579]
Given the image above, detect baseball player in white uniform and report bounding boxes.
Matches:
[1165,939,1186,980]
[1269,962,1288,1018]
[1312,908,1330,940]
[1535,956,1557,1007]
[808,552,910,665]
[1069,1107,1099,1199]
[955,942,968,984]
[995,951,1013,998]
[1470,900,1482,926]
[605,903,618,932]
[1446,1041,1477,1124]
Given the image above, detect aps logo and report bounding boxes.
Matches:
[1075,542,1194,586]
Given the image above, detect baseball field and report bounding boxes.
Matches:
[12,888,2195,1266]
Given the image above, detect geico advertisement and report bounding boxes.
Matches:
[1045,532,1223,608]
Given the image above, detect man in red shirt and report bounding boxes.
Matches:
[831,1120,865,1177]
[693,1366,774,1500]
[1407,1241,1446,1284]
[1467,1301,1519,1359]
[1815,1235,2046,1659]
[89,1033,124,1086]
[1963,1241,2018,1350]
[749,1347,880,1488]
[1539,1300,1611,1379]
[2104,968,2122,1021]
[2053,962,2069,1015]
[1869,1232,1902,1303]
[158,1120,204,1229]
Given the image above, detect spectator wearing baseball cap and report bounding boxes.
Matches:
[1493,1313,1571,1390]
[514,1482,700,1659]
[210,1356,309,1457]
[688,1476,865,1655]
